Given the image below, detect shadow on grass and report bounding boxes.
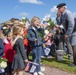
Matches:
[29,52,72,66]
[41,55,71,65]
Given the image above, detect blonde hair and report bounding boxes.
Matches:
[31,16,40,26]
[0,31,4,40]
[12,26,22,35]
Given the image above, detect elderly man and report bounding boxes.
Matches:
[56,3,75,65]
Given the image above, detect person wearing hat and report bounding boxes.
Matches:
[57,3,75,66]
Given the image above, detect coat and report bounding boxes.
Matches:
[3,39,15,62]
[27,26,43,48]
[0,38,4,58]
[61,10,75,37]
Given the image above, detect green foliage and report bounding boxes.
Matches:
[46,18,55,29]
[0,58,7,63]
[22,18,30,23]
[38,31,44,39]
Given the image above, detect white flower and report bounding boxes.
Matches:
[47,23,50,26]
[22,17,25,19]
[44,30,49,35]
[3,27,7,29]
[0,61,7,69]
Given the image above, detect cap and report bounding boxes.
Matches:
[57,3,66,8]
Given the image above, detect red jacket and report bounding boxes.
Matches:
[3,39,15,62]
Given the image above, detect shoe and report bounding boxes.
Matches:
[38,71,44,75]
[68,63,76,67]
[41,56,45,58]
[47,56,53,58]
[68,55,73,60]
[33,72,38,75]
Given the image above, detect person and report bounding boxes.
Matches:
[44,31,53,58]
[13,19,20,26]
[71,18,76,66]
[56,11,61,25]
[2,21,13,36]
[18,21,31,59]
[3,32,15,75]
[56,11,65,50]
[56,3,75,61]
[27,16,44,75]
[11,26,28,75]
[0,31,4,58]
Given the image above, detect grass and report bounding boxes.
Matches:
[29,53,76,74]
[41,55,76,74]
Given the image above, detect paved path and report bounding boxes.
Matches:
[23,66,75,75]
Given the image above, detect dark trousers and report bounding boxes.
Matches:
[5,62,12,75]
[72,45,76,64]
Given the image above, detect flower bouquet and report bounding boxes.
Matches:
[0,58,7,69]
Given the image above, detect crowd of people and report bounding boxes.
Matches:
[0,2,76,75]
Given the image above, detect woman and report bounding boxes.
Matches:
[12,26,28,75]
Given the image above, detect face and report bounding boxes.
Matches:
[20,28,24,36]
[33,19,40,27]
[58,7,65,13]
[7,33,12,40]
[13,20,20,26]
[57,11,61,17]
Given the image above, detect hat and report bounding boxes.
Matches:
[57,3,66,8]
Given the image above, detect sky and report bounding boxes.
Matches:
[0,0,76,23]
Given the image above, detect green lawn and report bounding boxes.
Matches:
[28,52,76,74]
[41,55,76,74]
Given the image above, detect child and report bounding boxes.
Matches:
[3,32,15,75]
[27,16,44,75]
[12,26,28,75]
[44,31,53,58]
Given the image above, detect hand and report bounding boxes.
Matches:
[34,38,37,42]
[24,59,29,63]
[56,25,60,28]
[3,53,5,57]
[64,35,68,39]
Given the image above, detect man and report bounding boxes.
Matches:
[56,3,75,63]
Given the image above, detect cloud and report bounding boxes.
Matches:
[19,0,43,4]
[50,6,58,12]
[14,6,18,9]
[73,12,76,17]
[14,6,23,9]
[19,12,29,17]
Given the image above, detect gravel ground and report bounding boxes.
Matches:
[23,66,75,75]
